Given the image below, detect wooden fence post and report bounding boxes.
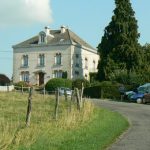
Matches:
[75,88,80,111]
[26,87,33,126]
[80,82,84,108]
[64,89,68,101]
[21,85,23,94]
[43,86,46,97]
[54,88,59,120]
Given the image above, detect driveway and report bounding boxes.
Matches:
[93,100,150,150]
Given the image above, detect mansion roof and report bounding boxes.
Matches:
[13,27,96,51]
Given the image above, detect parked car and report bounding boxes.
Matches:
[125,83,150,103]
[59,87,72,96]
[143,94,150,103]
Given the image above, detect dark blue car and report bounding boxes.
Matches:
[130,83,150,103]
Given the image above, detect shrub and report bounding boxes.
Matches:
[45,78,72,92]
[14,81,29,91]
[14,81,29,87]
[84,81,121,99]
[72,79,90,89]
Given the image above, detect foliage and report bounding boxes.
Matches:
[14,81,29,88]
[72,78,90,89]
[84,81,121,99]
[89,72,97,83]
[109,69,150,87]
[0,92,128,150]
[0,74,10,86]
[14,81,29,87]
[45,78,72,91]
[97,0,143,81]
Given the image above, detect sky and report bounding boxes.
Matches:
[0,0,150,78]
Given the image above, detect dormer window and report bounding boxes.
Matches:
[41,34,45,43]
[39,31,46,44]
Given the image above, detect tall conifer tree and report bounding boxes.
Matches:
[97,0,142,81]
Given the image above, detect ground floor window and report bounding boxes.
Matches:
[75,71,79,78]
[54,70,62,78]
[21,71,29,82]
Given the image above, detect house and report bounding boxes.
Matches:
[13,26,99,85]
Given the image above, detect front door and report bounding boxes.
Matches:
[39,72,44,85]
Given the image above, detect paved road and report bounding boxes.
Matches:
[93,100,150,150]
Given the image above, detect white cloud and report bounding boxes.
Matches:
[0,0,53,26]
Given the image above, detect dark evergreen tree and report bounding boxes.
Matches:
[97,0,143,81]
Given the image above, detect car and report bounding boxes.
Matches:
[143,94,150,103]
[58,87,72,96]
[125,83,150,104]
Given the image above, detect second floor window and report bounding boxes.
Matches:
[38,54,45,66]
[85,58,88,69]
[55,53,61,65]
[75,54,80,67]
[22,55,28,67]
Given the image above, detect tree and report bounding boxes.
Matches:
[142,43,150,69]
[97,0,143,81]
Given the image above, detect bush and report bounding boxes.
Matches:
[45,78,72,92]
[14,81,29,91]
[14,81,29,87]
[84,81,121,99]
[72,79,90,89]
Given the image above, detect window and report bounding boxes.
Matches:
[75,54,80,68]
[55,53,61,65]
[76,54,79,58]
[93,60,96,71]
[54,70,62,78]
[21,71,29,82]
[75,71,79,76]
[38,54,45,66]
[85,74,88,79]
[40,33,46,43]
[22,55,28,67]
[85,58,88,69]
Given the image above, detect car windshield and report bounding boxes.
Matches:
[137,87,146,94]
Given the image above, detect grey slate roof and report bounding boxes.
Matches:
[13,28,96,51]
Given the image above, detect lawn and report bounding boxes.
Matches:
[0,92,129,150]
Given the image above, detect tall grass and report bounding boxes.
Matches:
[0,92,128,150]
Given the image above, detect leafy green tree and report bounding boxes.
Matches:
[142,43,150,69]
[97,0,143,81]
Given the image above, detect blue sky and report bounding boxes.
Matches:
[0,0,150,78]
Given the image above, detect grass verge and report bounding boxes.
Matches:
[0,92,129,150]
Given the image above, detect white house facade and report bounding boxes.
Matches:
[13,26,99,85]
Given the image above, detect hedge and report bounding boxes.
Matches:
[72,79,90,89]
[45,78,72,92]
[84,85,121,99]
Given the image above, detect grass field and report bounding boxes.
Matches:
[0,92,129,150]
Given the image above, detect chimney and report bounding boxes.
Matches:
[44,26,54,38]
[61,25,66,33]
[45,26,50,35]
